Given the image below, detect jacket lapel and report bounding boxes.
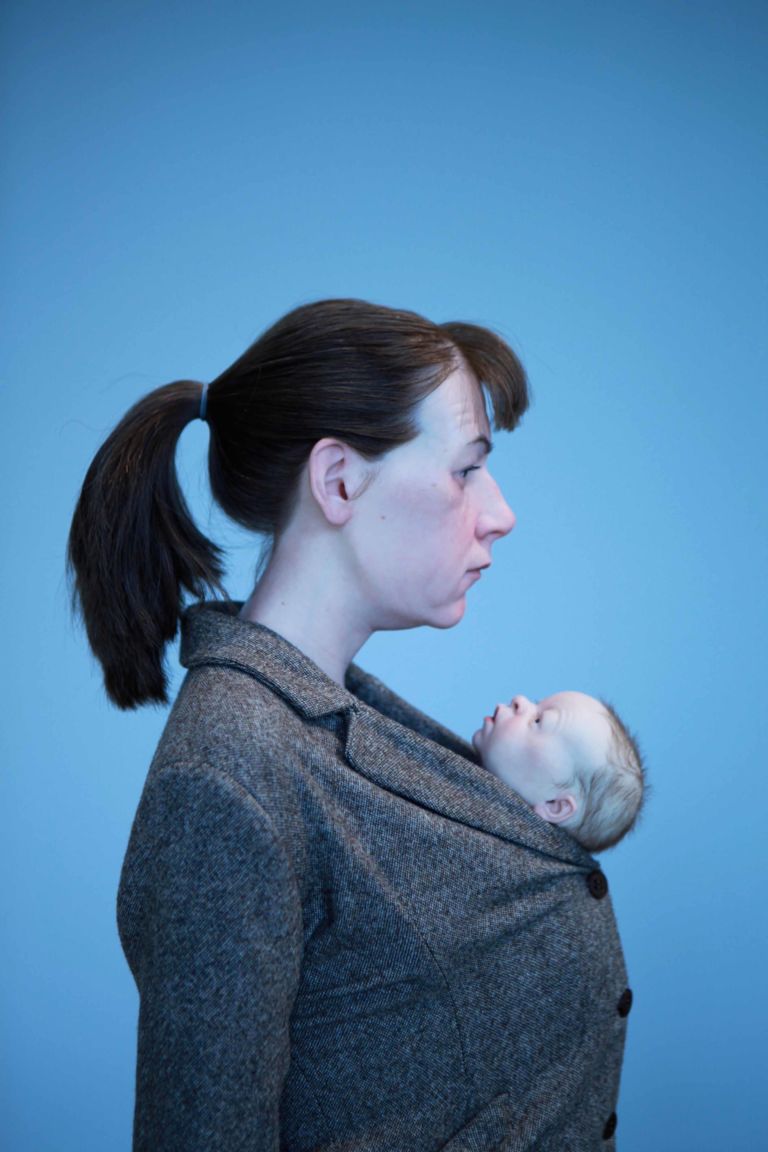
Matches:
[343,669,594,867]
[181,602,593,868]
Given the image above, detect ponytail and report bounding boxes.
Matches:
[66,380,226,710]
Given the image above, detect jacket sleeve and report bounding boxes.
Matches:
[117,761,304,1152]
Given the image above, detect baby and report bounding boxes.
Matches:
[472,692,645,853]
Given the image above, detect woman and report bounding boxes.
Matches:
[68,298,629,1151]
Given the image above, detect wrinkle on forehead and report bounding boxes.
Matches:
[459,380,491,435]
[417,364,491,444]
[454,358,489,429]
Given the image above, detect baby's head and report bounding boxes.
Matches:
[472,691,645,853]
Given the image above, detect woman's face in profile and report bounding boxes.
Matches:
[347,363,516,631]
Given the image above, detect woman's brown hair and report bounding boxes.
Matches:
[67,297,529,710]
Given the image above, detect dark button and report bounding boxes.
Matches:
[602,1112,617,1140]
[617,987,633,1017]
[586,869,608,899]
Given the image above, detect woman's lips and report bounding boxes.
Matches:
[467,562,490,577]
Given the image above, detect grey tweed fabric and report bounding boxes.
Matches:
[118,600,629,1151]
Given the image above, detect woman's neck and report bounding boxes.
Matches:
[238,539,372,686]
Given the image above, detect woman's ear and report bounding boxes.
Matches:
[533,794,579,825]
[306,438,369,527]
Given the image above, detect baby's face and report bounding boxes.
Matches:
[472,691,612,813]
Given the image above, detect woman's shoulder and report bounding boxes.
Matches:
[162,659,306,762]
[137,632,320,879]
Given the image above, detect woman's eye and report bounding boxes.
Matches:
[459,465,481,479]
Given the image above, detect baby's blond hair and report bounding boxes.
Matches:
[563,699,647,854]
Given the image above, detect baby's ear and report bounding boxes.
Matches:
[534,795,578,825]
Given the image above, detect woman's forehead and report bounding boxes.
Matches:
[416,365,490,444]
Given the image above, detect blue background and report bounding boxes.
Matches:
[3,2,767,1148]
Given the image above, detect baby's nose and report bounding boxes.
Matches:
[512,695,532,715]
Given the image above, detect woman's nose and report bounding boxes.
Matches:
[478,476,516,541]
[498,499,517,536]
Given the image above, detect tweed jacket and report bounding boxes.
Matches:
[117,601,630,1151]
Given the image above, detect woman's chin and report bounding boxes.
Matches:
[429,597,467,630]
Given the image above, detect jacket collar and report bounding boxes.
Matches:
[180,599,357,719]
[180,600,596,867]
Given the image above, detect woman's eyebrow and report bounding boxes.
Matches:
[467,435,493,455]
